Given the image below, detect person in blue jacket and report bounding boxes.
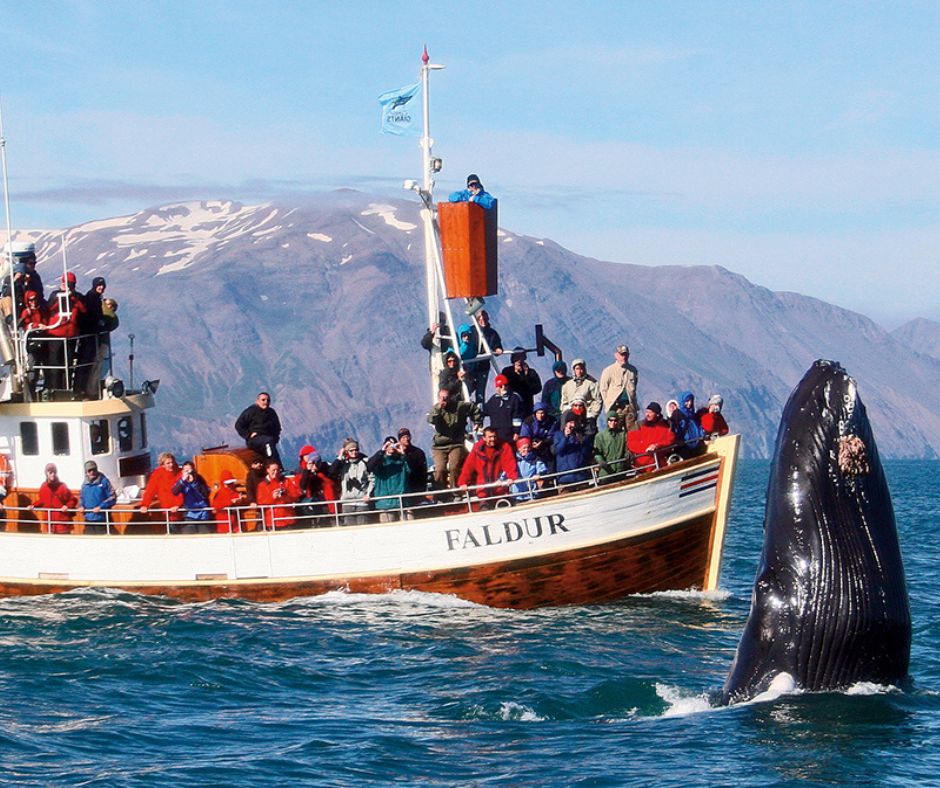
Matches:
[171,460,213,534]
[670,390,706,459]
[80,460,117,535]
[449,174,496,210]
[554,413,593,488]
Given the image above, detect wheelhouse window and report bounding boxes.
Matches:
[51,422,70,456]
[90,419,110,456]
[140,413,148,449]
[117,416,133,452]
[20,422,38,456]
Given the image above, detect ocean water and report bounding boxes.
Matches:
[0,460,937,786]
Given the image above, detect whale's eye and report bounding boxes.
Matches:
[838,435,869,476]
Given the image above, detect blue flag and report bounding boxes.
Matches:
[379,82,421,136]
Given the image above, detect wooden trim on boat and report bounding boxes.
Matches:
[0,510,714,608]
[702,434,740,590]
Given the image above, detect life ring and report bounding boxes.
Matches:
[0,453,11,499]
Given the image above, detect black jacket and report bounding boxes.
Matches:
[235,405,282,442]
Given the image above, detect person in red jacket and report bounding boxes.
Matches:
[256,461,297,529]
[457,426,519,505]
[18,290,48,330]
[699,394,730,438]
[287,445,337,526]
[140,452,184,524]
[29,463,77,534]
[627,402,678,472]
[45,272,88,392]
[212,470,246,533]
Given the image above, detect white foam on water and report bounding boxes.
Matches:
[633,588,732,603]
[307,233,332,242]
[284,588,485,610]
[498,701,544,722]
[655,683,715,717]
[845,681,901,696]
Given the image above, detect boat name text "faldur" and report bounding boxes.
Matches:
[445,514,568,551]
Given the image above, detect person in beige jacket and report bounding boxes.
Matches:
[599,344,639,428]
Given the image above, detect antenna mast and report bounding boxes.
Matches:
[0,97,24,380]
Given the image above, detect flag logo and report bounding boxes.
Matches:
[379,82,420,136]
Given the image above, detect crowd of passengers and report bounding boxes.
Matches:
[28,328,729,534]
[2,242,119,397]
[135,335,726,533]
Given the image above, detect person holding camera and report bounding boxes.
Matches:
[554,413,593,488]
[500,348,542,415]
[366,437,410,522]
[171,460,213,534]
[328,438,371,525]
[256,460,297,530]
[428,387,483,491]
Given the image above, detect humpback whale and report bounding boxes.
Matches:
[722,360,911,704]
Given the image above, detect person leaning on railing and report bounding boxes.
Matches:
[140,452,184,523]
[256,460,297,530]
[627,403,677,472]
[29,463,77,534]
[593,410,633,482]
[212,471,246,534]
[80,460,116,535]
[457,426,519,505]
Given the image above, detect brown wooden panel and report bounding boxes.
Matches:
[438,201,498,298]
[0,512,717,608]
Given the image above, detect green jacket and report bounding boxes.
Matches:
[593,427,632,479]
[428,400,482,448]
[367,451,409,510]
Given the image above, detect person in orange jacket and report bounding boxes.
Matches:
[256,461,297,529]
[30,463,77,534]
[140,452,184,523]
[627,403,677,471]
[457,426,519,504]
[212,470,246,533]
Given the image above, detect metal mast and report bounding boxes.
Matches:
[0,97,24,380]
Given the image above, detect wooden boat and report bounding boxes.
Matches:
[0,52,739,608]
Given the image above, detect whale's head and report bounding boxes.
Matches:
[722,360,910,703]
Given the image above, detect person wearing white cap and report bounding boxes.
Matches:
[559,359,601,433]
[700,394,729,438]
[599,344,639,429]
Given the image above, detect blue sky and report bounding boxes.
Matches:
[2,1,938,326]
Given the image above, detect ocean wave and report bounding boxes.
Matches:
[653,683,715,717]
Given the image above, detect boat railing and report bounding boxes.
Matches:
[3,438,717,535]
[19,330,113,398]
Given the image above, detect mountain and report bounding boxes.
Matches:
[12,191,940,459]
[892,318,940,362]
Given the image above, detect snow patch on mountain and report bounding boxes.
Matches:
[361,204,417,232]
[308,233,332,242]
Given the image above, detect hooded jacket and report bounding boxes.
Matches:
[457,438,518,495]
[627,416,676,471]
